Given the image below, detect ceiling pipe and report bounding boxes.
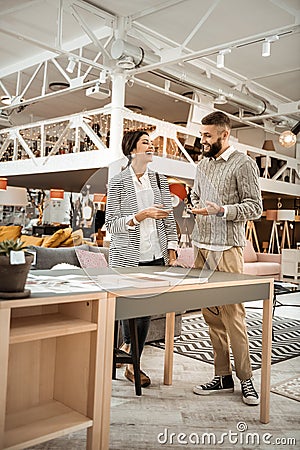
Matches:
[116,39,273,117]
[155,68,268,115]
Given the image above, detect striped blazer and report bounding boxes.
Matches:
[105,167,178,267]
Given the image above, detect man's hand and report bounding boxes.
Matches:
[191,201,224,216]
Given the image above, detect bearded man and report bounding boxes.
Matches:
[190,111,262,406]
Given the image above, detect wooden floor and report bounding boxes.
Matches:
[28,343,300,450]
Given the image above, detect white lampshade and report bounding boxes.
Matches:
[277,209,295,221]
[0,186,28,206]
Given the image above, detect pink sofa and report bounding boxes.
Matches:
[243,240,281,279]
[177,242,281,280]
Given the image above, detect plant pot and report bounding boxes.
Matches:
[0,253,34,293]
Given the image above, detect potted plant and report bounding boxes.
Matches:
[0,239,34,298]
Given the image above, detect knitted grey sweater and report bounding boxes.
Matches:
[191,150,262,247]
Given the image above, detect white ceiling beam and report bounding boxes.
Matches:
[270,0,300,22]
[57,0,64,49]
[131,0,188,20]
[19,62,43,100]
[131,24,300,75]
[0,26,112,78]
[0,25,108,72]
[70,0,116,23]
[69,4,111,60]
[180,0,220,49]
[0,0,41,16]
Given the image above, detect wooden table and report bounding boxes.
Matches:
[0,268,273,450]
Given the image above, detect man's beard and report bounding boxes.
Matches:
[203,137,222,158]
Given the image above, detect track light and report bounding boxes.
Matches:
[279,121,300,148]
[216,52,224,68]
[262,35,279,57]
[214,94,227,104]
[66,57,76,73]
[262,40,271,57]
[216,48,231,69]
[99,69,108,84]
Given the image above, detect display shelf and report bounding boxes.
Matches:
[10,313,97,344]
[4,400,93,450]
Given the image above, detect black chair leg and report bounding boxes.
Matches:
[128,318,141,396]
[112,320,119,379]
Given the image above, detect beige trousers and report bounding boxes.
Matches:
[194,246,252,381]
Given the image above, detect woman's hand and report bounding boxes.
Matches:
[136,204,171,221]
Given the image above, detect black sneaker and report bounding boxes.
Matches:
[241,378,260,405]
[193,375,234,395]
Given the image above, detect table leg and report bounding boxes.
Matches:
[260,281,274,424]
[87,295,116,450]
[0,308,10,450]
[164,312,175,385]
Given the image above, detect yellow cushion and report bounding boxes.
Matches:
[20,235,44,246]
[60,229,84,247]
[42,227,72,248]
[0,225,22,242]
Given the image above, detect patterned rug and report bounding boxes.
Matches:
[151,312,300,371]
[271,376,300,402]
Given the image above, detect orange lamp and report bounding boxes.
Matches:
[169,183,187,201]
[0,178,7,191]
[50,189,64,200]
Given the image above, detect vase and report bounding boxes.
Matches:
[0,253,34,295]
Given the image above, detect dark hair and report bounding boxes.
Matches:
[201,111,231,130]
[122,130,149,160]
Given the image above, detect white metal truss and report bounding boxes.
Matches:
[0,0,299,131]
[0,107,299,195]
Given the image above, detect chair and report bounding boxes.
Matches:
[243,240,281,279]
[112,319,142,395]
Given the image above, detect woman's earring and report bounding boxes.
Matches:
[131,153,136,159]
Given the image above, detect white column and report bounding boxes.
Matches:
[108,71,127,180]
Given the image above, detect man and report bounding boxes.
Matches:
[190,111,262,406]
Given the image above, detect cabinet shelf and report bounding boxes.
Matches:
[10,313,97,344]
[4,400,93,450]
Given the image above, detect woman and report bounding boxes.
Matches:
[105,130,179,387]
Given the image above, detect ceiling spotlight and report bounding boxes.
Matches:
[116,55,136,70]
[66,57,76,73]
[262,35,279,57]
[279,121,300,148]
[111,39,145,70]
[214,94,227,104]
[216,48,231,69]
[49,81,70,91]
[1,96,12,105]
[262,40,271,57]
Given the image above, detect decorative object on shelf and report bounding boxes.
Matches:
[0,239,33,298]
[266,209,280,253]
[27,189,46,225]
[277,209,295,250]
[245,220,260,252]
[0,177,7,191]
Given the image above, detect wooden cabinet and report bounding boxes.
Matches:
[0,292,113,450]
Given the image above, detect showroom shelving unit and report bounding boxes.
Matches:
[0,290,113,450]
